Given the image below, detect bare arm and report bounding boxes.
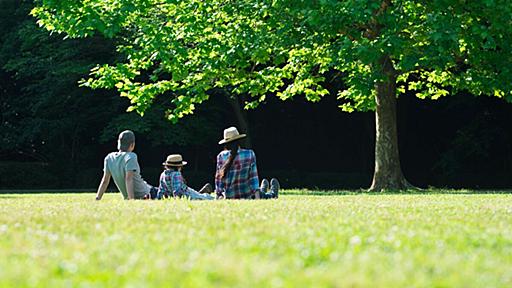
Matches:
[125,171,135,200]
[96,171,111,200]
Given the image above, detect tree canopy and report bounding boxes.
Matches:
[1,1,225,169]
[32,0,512,119]
[31,0,512,190]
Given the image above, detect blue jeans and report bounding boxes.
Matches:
[184,187,214,200]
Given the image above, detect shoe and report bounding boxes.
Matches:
[260,178,269,193]
[199,183,213,194]
[216,192,226,200]
[270,178,280,199]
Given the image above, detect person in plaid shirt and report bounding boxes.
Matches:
[158,154,214,200]
[215,127,279,199]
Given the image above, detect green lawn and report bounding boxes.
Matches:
[0,191,511,287]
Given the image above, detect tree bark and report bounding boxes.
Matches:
[369,55,412,191]
[227,95,252,148]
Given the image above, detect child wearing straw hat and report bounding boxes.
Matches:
[215,127,279,199]
[157,154,214,200]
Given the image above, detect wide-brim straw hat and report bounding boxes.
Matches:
[162,154,187,166]
[218,127,246,144]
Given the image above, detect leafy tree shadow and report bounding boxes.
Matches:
[283,188,512,196]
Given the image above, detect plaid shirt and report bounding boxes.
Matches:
[215,148,259,199]
[158,170,187,197]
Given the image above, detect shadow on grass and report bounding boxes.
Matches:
[0,195,22,199]
[282,188,512,196]
[0,189,109,195]
[1,189,511,196]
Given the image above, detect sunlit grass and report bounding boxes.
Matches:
[0,191,511,287]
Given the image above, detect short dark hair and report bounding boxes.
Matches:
[117,130,135,151]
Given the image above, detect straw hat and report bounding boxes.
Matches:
[218,127,246,144]
[162,154,187,166]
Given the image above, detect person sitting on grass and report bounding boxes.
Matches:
[95,130,157,200]
[157,154,214,200]
[215,127,279,199]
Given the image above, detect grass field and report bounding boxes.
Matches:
[0,191,511,287]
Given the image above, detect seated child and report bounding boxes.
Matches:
[157,154,214,200]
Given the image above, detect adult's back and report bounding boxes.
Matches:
[214,127,278,200]
[96,130,155,200]
[104,151,149,199]
[215,148,258,199]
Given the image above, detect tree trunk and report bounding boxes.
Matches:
[227,95,252,148]
[369,56,412,191]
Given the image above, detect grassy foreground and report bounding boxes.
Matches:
[0,191,511,287]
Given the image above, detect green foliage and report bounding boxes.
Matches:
[0,0,117,163]
[31,0,512,120]
[0,193,511,286]
[1,1,227,165]
[99,102,223,147]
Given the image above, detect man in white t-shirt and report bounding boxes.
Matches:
[95,130,156,200]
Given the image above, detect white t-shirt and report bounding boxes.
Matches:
[104,151,150,199]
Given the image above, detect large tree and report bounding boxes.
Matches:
[32,0,512,190]
[1,1,224,170]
